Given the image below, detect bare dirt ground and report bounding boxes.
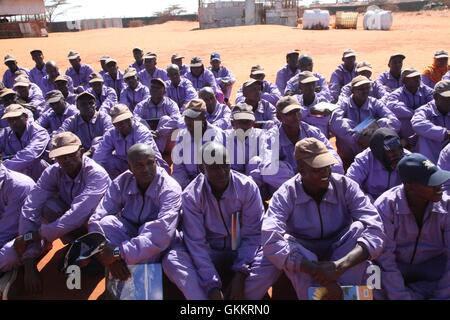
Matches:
[2,10,450,300]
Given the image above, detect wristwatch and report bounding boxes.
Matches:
[112,246,121,260]
[24,232,34,242]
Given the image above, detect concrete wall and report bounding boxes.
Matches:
[199,1,246,29]
[265,8,298,27]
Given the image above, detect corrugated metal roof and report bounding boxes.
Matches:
[0,0,45,16]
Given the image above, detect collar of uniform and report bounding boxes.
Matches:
[207,103,222,118]
[429,100,448,118]
[402,84,425,97]
[84,111,99,124]
[350,96,370,111]
[127,167,163,197]
[294,174,339,205]
[203,170,236,200]
[394,186,449,216]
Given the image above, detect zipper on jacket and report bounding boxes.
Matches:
[137,193,146,225]
[387,171,392,190]
[410,214,430,264]
[316,203,324,239]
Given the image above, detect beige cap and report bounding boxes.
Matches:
[298,71,319,84]
[171,53,184,60]
[1,104,27,119]
[150,78,166,88]
[0,88,16,98]
[132,46,143,52]
[88,73,104,83]
[183,99,207,118]
[4,54,16,63]
[356,61,372,73]
[294,137,338,168]
[105,57,117,65]
[123,67,138,79]
[67,50,80,60]
[401,67,421,79]
[389,53,405,60]
[342,49,356,59]
[49,132,82,158]
[143,52,157,60]
[13,79,30,88]
[434,80,450,97]
[45,90,64,104]
[54,75,68,83]
[242,79,262,89]
[76,91,95,101]
[231,103,255,121]
[250,65,265,76]
[190,56,203,68]
[110,104,133,124]
[99,55,110,62]
[351,75,372,88]
[276,96,301,114]
[435,50,449,59]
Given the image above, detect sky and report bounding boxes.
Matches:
[54,0,338,22]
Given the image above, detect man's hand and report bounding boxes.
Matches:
[224,272,247,300]
[23,259,42,294]
[208,288,224,300]
[109,259,131,281]
[313,261,342,286]
[96,244,120,267]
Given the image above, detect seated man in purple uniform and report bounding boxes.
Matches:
[199,87,231,130]
[103,58,126,100]
[186,56,223,103]
[54,75,77,106]
[29,49,47,93]
[87,73,118,114]
[329,49,357,103]
[37,90,78,135]
[65,50,95,93]
[12,132,110,294]
[120,67,150,112]
[164,141,265,300]
[376,53,405,93]
[259,138,385,300]
[129,47,145,72]
[208,52,236,104]
[375,153,450,300]
[2,55,29,89]
[411,80,450,163]
[165,64,197,112]
[41,61,74,96]
[89,143,181,280]
[171,53,190,77]
[93,104,168,178]
[275,50,300,94]
[13,76,46,118]
[138,52,169,89]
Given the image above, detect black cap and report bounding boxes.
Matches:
[398,153,450,186]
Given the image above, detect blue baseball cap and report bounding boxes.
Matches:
[397,153,450,186]
[210,52,221,61]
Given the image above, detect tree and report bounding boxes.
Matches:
[45,0,81,22]
[154,4,187,17]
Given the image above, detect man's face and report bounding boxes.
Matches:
[184,113,205,135]
[150,83,165,101]
[144,58,157,71]
[91,82,103,95]
[77,98,96,120]
[15,86,29,99]
[172,58,183,69]
[352,84,371,102]
[299,82,316,96]
[287,54,299,69]
[232,119,254,131]
[2,94,16,106]
[190,66,204,77]
[100,60,107,71]
[49,99,66,115]
[243,83,261,102]
[125,76,139,90]
[436,57,449,68]
[409,183,443,203]
[133,50,143,63]
[389,57,404,74]
[167,69,181,84]
[55,149,83,178]
[106,63,117,76]
[299,60,313,72]
[69,58,81,69]
[384,147,404,170]
[46,65,59,79]
[5,61,17,71]
[199,92,216,114]
[114,118,133,137]
[31,53,44,66]
[343,56,356,70]
[435,94,450,115]
[203,161,231,192]
[403,76,421,94]
[299,161,332,191]
[55,81,68,96]
[7,114,27,134]
[210,60,221,70]
[279,109,301,129]
[128,154,157,187]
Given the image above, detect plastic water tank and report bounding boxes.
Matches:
[364,10,393,30]
[303,9,330,30]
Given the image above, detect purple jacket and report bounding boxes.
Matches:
[57,111,113,149]
[208,66,235,85]
[346,148,409,202]
[376,71,402,93]
[338,80,388,105]
[20,156,110,245]
[29,66,47,93]
[185,69,220,94]
[443,71,450,81]
[16,87,46,117]
[262,173,385,270]
[296,93,332,138]
[2,67,30,88]
[133,96,181,134]
[251,99,279,129]
[87,86,118,114]
[41,74,74,95]
[93,119,168,172]
[411,101,450,164]
[285,72,332,101]
[0,164,35,247]
[275,65,299,94]
[331,97,401,154]
[181,170,264,291]
[129,61,145,73]
[386,85,434,141]
[235,80,282,106]
[261,122,344,189]
[0,121,49,174]
[119,82,150,112]
[165,78,198,111]
[138,68,169,89]
[374,186,450,300]
[89,167,181,265]
[37,103,78,134]
[329,64,357,102]
[172,123,224,189]
[438,144,450,190]
[66,64,95,89]
[103,71,126,100]
[179,64,190,77]
[206,103,231,130]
